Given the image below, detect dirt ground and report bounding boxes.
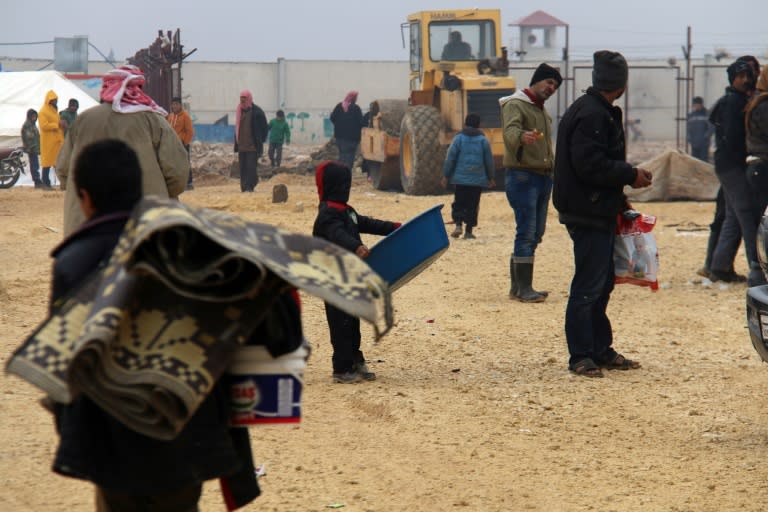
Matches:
[2,164,768,512]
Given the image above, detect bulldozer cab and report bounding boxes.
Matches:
[361,9,515,195]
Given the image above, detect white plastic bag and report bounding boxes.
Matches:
[614,212,659,291]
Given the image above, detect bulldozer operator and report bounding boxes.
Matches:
[441,31,473,60]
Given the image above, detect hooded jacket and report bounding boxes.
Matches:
[500,89,554,174]
[443,126,494,187]
[553,87,636,231]
[710,85,750,170]
[312,161,398,251]
[39,90,64,167]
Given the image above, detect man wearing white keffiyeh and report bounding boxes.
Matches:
[56,65,189,236]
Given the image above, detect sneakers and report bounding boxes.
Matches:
[463,230,475,239]
[450,223,463,238]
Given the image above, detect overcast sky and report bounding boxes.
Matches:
[2,0,765,64]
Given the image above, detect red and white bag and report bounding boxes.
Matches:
[614,211,659,291]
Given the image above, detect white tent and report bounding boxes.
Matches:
[0,70,99,147]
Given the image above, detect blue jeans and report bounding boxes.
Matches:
[336,138,358,170]
[564,225,617,367]
[505,169,552,257]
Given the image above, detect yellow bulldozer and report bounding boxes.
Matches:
[361,9,516,194]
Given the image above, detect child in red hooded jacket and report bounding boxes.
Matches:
[312,160,400,383]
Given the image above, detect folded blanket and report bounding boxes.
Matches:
[7,197,392,440]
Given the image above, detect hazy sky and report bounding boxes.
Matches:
[2,0,765,64]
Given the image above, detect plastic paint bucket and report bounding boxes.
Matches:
[225,344,307,426]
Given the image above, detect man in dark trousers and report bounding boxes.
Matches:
[330,91,364,170]
[235,90,268,192]
[553,50,653,378]
[709,60,763,285]
[687,96,713,162]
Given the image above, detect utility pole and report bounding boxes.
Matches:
[681,26,692,153]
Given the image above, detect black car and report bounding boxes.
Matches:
[747,215,768,361]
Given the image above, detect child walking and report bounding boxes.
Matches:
[267,110,291,167]
[442,113,495,239]
[312,160,400,383]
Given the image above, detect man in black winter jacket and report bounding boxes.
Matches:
[553,50,653,378]
[708,60,764,286]
[312,160,400,383]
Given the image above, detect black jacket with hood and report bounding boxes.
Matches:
[312,161,398,250]
[553,87,637,231]
[710,86,750,170]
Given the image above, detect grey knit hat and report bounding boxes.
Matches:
[592,50,628,91]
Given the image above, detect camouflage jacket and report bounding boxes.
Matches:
[21,120,40,155]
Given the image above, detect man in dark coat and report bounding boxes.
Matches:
[330,91,365,170]
[553,50,653,378]
[687,96,713,162]
[708,60,764,285]
[235,90,268,192]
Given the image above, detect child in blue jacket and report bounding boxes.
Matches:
[442,113,495,239]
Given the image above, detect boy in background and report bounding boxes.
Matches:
[312,160,400,383]
[267,110,291,168]
[441,113,495,240]
[21,109,43,188]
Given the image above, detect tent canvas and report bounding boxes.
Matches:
[0,70,99,147]
[625,149,719,201]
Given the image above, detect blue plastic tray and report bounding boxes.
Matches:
[366,204,449,292]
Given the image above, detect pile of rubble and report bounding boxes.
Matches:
[189,140,341,185]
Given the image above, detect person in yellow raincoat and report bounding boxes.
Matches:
[39,90,65,190]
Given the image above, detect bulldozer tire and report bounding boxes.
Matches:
[369,99,408,136]
[399,105,446,195]
[366,158,402,191]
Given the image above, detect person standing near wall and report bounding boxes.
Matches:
[267,110,291,168]
[553,50,652,378]
[168,97,195,190]
[39,90,65,190]
[330,91,364,170]
[235,90,268,192]
[500,63,562,303]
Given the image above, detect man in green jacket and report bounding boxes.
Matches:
[267,110,291,167]
[500,63,562,303]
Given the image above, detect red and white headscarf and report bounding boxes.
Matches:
[342,90,358,112]
[100,65,167,115]
[235,89,254,137]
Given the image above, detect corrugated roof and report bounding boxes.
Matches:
[511,10,568,27]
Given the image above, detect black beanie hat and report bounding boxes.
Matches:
[727,59,753,85]
[529,63,563,87]
[592,50,628,91]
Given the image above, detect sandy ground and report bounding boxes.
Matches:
[1,167,768,512]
